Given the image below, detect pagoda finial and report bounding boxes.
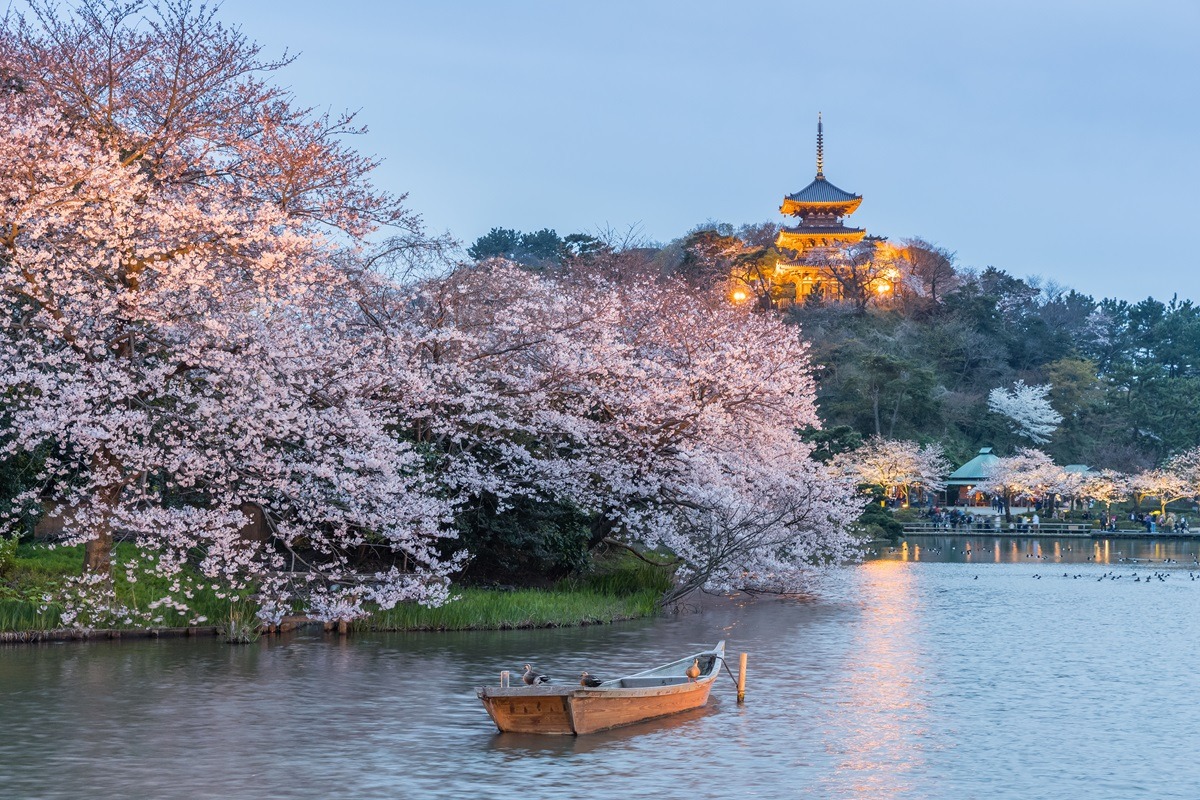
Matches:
[816,112,824,179]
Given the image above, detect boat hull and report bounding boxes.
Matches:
[477,678,717,735]
[476,643,724,735]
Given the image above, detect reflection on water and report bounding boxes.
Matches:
[818,561,927,800]
[3,536,1200,799]
[875,534,1200,566]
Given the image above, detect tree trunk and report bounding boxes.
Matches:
[83,529,113,574]
[588,514,617,550]
[887,393,903,438]
[871,389,882,438]
[83,464,123,576]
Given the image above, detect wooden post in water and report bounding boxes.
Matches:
[737,652,748,704]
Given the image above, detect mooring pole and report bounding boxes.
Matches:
[737,652,748,704]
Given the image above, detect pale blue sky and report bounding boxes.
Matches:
[223,0,1199,302]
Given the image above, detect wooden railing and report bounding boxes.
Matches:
[901,521,1193,536]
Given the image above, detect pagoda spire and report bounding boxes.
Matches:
[816,112,824,179]
[776,113,864,252]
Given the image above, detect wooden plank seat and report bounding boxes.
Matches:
[617,676,690,688]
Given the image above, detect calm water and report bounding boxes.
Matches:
[3,535,1200,800]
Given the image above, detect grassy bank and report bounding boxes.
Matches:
[0,541,261,634]
[361,557,674,631]
[360,586,662,631]
[1,541,674,634]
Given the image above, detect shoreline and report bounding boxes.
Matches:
[0,588,663,644]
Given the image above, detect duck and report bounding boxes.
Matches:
[685,659,701,682]
[579,671,603,687]
[522,664,550,685]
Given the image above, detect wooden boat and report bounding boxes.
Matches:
[476,641,725,735]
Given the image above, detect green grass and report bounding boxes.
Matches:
[0,598,61,631]
[2,541,677,634]
[362,552,674,631]
[361,586,663,631]
[0,541,244,632]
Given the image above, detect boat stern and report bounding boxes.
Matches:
[476,686,576,735]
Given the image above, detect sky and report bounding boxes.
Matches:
[221,0,1200,302]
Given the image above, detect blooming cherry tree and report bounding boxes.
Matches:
[987,381,1063,444]
[838,438,950,504]
[1165,448,1200,500]
[978,448,1069,522]
[1079,470,1129,513]
[1128,469,1192,516]
[378,260,864,600]
[0,1,457,627]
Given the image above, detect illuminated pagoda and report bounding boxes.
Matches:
[772,113,867,302]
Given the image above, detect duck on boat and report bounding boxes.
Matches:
[476,641,725,735]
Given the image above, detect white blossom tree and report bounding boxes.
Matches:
[379,260,865,601]
[978,448,1069,522]
[1128,469,1192,516]
[1165,448,1200,500]
[1079,470,1129,514]
[838,438,949,504]
[0,0,866,628]
[0,1,457,627]
[987,381,1063,444]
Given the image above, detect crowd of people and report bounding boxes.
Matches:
[914,500,1195,535]
[1132,511,1190,533]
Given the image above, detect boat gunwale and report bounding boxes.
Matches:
[475,641,725,699]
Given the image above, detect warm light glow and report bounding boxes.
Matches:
[731,289,748,302]
[875,281,890,295]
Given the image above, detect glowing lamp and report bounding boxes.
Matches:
[731,290,748,302]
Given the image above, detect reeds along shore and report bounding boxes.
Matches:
[0,542,671,638]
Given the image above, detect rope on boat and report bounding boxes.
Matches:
[717,655,740,689]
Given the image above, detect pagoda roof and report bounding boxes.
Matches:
[780,222,864,235]
[785,176,861,204]
[777,226,865,251]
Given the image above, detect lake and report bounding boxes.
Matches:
[3,535,1200,799]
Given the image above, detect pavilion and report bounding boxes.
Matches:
[943,447,1000,506]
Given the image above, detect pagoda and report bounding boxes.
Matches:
[777,114,865,251]
[771,114,866,301]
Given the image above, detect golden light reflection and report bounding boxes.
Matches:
[731,289,748,303]
[818,560,928,798]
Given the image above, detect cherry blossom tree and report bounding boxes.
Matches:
[987,381,1063,445]
[838,438,949,505]
[0,1,457,627]
[1079,470,1129,514]
[978,448,1069,522]
[575,272,863,600]
[0,0,864,627]
[1128,469,1191,516]
[375,260,864,601]
[1165,447,1200,499]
